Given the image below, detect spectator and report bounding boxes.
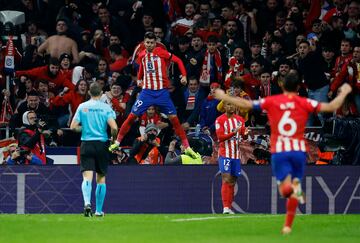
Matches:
[59,53,73,80]
[220,19,247,57]
[72,64,96,85]
[138,106,168,136]
[320,16,345,53]
[332,39,353,80]
[128,123,164,165]
[100,81,130,126]
[182,77,204,130]
[297,40,330,125]
[199,82,221,135]
[17,111,48,164]
[171,2,196,38]
[186,35,205,78]
[10,90,51,132]
[16,57,75,95]
[109,44,128,73]
[50,79,90,127]
[91,4,131,49]
[5,142,43,165]
[241,59,262,99]
[330,45,360,113]
[38,19,80,64]
[322,47,336,76]
[199,35,223,88]
[217,79,251,123]
[271,58,292,95]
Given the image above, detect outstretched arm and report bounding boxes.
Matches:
[320,83,352,113]
[214,89,253,110]
[170,54,187,85]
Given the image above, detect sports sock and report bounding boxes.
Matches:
[169,116,189,148]
[81,180,92,206]
[228,183,235,207]
[284,197,298,228]
[95,183,107,213]
[116,113,137,143]
[221,183,229,208]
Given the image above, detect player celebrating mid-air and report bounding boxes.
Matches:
[215,101,247,214]
[214,70,352,234]
[109,31,191,152]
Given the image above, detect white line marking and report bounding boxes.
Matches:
[171,215,283,222]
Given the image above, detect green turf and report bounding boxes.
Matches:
[0,214,359,243]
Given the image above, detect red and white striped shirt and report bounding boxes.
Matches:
[215,114,246,159]
[137,47,187,90]
[256,94,321,153]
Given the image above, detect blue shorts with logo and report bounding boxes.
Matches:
[131,89,177,116]
[218,156,241,177]
[271,151,306,182]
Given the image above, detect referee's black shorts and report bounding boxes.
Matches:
[80,141,110,175]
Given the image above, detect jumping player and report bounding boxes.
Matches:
[214,70,352,233]
[109,32,190,151]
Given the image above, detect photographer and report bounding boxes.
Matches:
[17,111,48,164]
[128,123,165,165]
[164,139,202,165]
[5,143,43,165]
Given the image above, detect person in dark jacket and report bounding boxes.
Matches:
[297,40,330,126]
[17,111,48,164]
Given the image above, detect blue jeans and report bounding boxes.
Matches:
[307,85,329,126]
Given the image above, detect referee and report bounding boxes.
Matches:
[70,82,118,217]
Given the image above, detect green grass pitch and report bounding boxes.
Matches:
[0,214,359,243]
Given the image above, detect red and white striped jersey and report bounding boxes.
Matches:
[139,112,161,127]
[137,47,187,90]
[215,113,246,159]
[254,94,321,153]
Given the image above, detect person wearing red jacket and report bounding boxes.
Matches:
[329,45,360,113]
[16,57,75,95]
[100,81,130,126]
[241,59,262,99]
[50,79,89,127]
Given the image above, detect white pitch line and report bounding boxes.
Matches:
[171,215,283,222]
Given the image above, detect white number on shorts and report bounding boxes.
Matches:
[134,100,143,108]
[278,110,297,137]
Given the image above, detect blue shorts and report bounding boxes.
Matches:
[218,156,241,177]
[131,89,177,116]
[271,151,306,182]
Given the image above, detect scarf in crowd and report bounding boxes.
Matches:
[224,56,245,89]
[199,49,222,86]
[0,95,13,125]
[260,82,271,97]
[186,91,197,110]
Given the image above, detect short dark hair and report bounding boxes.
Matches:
[207,35,218,43]
[27,90,39,97]
[49,57,60,66]
[144,31,156,40]
[283,70,300,92]
[89,82,102,97]
[298,40,310,46]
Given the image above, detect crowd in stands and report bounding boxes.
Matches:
[0,0,360,165]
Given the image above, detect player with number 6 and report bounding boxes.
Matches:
[214,70,352,234]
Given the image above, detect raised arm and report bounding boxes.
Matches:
[214,89,253,110]
[320,83,352,113]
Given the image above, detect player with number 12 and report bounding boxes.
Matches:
[214,70,352,234]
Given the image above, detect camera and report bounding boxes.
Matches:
[147,133,157,141]
[35,118,47,130]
